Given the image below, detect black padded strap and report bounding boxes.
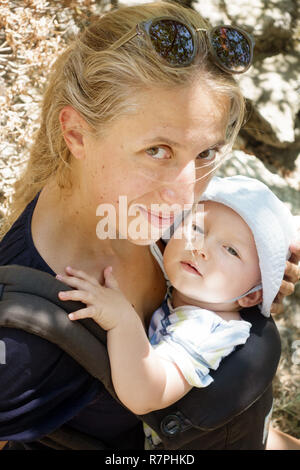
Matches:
[140,307,281,442]
[0,265,118,402]
[0,264,107,343]
[39,425,108,450]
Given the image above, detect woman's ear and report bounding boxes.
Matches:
[59,106,89,160]
[237,289,263,309]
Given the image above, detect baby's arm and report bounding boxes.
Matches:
[57,266,192,415]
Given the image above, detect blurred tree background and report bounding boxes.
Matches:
[0,0,299,439]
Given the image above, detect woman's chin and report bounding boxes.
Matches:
[122,226,164,245]
[126,235,161,246]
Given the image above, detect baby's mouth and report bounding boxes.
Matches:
[180,261,202,276]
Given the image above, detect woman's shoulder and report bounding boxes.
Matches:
[0,194,54,275]
[0,196,36,263]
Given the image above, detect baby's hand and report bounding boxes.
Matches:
[56,266,135,330]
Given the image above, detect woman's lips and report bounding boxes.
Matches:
[138,206,175,228]
[180,261,202,276]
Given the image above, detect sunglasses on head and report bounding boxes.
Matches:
[110,16,255,74]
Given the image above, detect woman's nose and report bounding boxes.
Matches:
[159,159,207,206]
[160,185,194,207]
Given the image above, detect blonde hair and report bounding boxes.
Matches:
[1,1,245,238]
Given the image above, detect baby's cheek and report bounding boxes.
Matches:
[164,261,179,288]
[204,271,231,299]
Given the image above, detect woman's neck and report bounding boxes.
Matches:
[32,180,141,277]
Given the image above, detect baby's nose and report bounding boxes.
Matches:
[193,244,209,260]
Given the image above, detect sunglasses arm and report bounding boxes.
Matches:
[109,27,139,50]
[195,27,208,39]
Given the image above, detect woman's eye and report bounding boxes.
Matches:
[225,246,239,257]
[145,146,170,160]
[196,148,217,161]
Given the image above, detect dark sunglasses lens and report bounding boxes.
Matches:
[149,20,194,66]
[211,27,251,72]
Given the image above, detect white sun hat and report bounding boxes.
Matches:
[200,175,297,317]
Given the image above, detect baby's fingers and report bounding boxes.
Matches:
[58,289,94,304]
[64,266,100,286]
[56,273,84,289]
[56,272,97,293]
[68,306,96,321]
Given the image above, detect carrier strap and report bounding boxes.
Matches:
[149,243,172,297]
[38,425,108,450]
[0,264,118,402]
[149,243,168,281]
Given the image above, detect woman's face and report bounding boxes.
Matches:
[75,81,230,244]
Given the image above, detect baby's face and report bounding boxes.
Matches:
[163,201,261,305]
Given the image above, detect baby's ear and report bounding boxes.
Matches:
[237,289,263,309]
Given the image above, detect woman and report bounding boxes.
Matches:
[0,1,299,450]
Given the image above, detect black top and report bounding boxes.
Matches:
[0,194,143,448]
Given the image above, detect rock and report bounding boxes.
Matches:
[192,0,228,25]
[217,150,300,215]
[193,0,297,42]
[193,0,300,167]
[237,54,300,148]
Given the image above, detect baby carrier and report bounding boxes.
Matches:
[0,264,280,450]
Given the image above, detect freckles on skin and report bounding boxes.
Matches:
[77,83,231,234]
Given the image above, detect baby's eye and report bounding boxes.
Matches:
[225,246,239,257]
[192,223,203,234]
[196,148,217,161]
[145,146,171,160]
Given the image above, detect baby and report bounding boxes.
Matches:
[57,176,296,446]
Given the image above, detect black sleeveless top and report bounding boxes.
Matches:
[0,194,144,449]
